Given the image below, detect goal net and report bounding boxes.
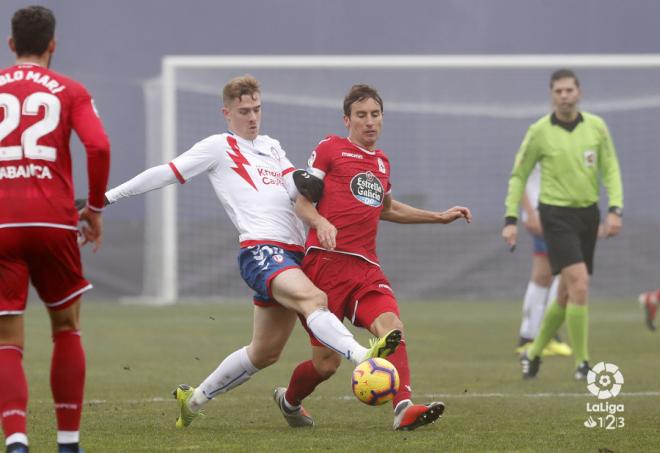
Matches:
[141,55,660,303]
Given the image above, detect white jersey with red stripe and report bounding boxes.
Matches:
[169,132,305,249]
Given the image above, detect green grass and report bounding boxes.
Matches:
[20,300,660,452]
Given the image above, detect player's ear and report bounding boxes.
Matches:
[48,39,56,55]
[343,115,350,129]
[8,37,15,53]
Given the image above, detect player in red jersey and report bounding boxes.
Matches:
[273,84,471,430]
[0,6,110,453]
[638,289,659,331]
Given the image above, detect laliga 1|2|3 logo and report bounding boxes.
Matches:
[583,362,625,430]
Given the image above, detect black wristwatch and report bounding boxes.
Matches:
[608,206,623,218]
[504,216,518,226]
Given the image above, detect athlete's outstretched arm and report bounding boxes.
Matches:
[294,196,337,250]
[105,164,179,204]
[105,135,218,205]
[380,194,472,225]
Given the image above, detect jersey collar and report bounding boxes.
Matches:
[227,130,260,147]
[347,137,377,155]
[551,112,584,132]
[14,62,43,69]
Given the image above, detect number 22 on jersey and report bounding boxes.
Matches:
[0,92,60,162]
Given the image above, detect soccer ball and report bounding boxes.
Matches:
[351,358,400,406]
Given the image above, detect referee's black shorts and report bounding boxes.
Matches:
[538,203,600,275]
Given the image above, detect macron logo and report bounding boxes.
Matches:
[2,409,26,418]
[55,403,78,410]
[342,152,363,159]
[226,136,258,191]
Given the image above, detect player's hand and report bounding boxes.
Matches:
[438,206,472,224]
[523,212,543,236]
[312,216,337,250]
[502,224,518,251]
[601,212,622,238]
[79,208,104,252]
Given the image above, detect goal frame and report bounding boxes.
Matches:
[148,53,660,304]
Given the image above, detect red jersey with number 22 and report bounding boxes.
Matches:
[0,63,110,229]
[306,135,391,265]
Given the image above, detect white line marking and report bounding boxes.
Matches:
[32,391,660,406]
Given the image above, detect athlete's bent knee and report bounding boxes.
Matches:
[313,354,341,379]
[371,312,404,337]
[49,299,81,333]
[299,288,328,315]
[247,345,281,369]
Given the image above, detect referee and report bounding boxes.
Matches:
[502,68,623,380]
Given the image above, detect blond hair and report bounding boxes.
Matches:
[222,74,261,106]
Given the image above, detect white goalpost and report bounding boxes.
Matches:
[138,54,660,304]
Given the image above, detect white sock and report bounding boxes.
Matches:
[519,281,549,340]
[282,397,300,412]
[5,433,28,446]
[57,431,79,444]
[306,308,368,364]
[191,346,259,411]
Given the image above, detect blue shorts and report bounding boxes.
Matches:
[238,244,304,306]
[532,234,548,255]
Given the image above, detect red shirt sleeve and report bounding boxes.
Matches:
[309,136,335,175]
[70,83,111,210]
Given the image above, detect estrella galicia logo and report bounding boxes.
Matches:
[587,362,624,400]
[350,171,384,207]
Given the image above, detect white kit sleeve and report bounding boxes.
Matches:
[277,151,299,201]
[170,135,220,182]
[106,136,220,204]
[105,164,178,204]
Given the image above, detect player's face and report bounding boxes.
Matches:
[344,97,383,150]
[223,93,262,141]
[551,77,581,118]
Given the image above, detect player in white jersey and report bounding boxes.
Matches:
[515,165,572,357]
[102,75,401,428]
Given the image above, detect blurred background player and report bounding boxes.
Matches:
[502,68,623,380]
[274,84,471,431]
[101,75,399,429]
[0,6,111,453]
[515,166,572,357]
[638,289,658,331]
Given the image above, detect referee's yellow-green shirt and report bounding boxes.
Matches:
[505,112,623,219]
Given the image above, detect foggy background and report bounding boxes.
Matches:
[1,0,658,300]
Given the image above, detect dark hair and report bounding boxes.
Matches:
[343,84,384,116]
[550,68,580,89]
[11,6,56,57]
[222,74,260,106]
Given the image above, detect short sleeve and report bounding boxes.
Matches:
[307,136,334,179]
[170,135,221,182]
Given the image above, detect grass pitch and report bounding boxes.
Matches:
[20,299,660,452]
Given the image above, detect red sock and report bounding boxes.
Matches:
[387,340,412,407]
[51,330,86,432]
[284,360,328,406]
[0,346,28,439]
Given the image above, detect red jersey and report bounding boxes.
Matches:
[306,135,391,265]
[0,63,110,229]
